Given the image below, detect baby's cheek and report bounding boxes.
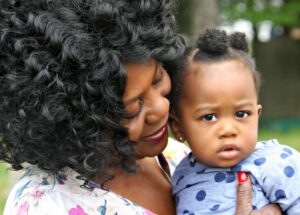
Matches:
[245,129,258,150]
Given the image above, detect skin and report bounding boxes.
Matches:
[170,57,281,214]
[236,176,282,215]
[96,60,175,215]
[122,60,170,159]
[94,59,281,215]
[171,59,262,168]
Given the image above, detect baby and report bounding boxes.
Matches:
[168,28,300,214]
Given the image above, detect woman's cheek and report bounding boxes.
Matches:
[127,118,144,142]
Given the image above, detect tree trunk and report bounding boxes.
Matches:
[177,0,219,44]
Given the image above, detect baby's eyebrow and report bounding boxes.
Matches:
[195,104,218,112]
[235,100,255,107]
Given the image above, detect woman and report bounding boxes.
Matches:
[0,0,280,214]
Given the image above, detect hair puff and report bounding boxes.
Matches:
[196,28,228,55]
[169,28,261,115]
[229,32,249,53]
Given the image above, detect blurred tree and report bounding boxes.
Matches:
[219,0,300,33]
[175,0,300,124]
[218,0,300,123]
[176,0,219,43]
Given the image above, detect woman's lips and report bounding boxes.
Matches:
[141,124,168,143]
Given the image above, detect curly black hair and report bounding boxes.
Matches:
[168,28,260,113]
[0,0,185,179]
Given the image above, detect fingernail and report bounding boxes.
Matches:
[237,172,248,184]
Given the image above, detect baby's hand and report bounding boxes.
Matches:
[235,172,282,215]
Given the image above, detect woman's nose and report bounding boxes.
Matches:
[145,91,169,124]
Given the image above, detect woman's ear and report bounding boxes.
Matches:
[169,113,186,143]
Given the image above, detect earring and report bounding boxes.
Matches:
[179,136,184,142]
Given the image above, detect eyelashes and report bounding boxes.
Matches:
[235,111,250,118]
[126,100,143,119]
[152,70,163,85]
[199,111,251,121]
[125,67,165,120]
[201,114,217,122]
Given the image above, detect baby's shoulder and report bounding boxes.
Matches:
[239,139,300,176]
[164,137,191,174]
[252,139,299,159]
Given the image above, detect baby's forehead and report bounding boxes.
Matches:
[185,57,247,75]
[181,59,254,88]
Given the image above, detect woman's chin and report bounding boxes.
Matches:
[134,135,169,159]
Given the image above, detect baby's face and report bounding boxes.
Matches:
[173,59,262,167]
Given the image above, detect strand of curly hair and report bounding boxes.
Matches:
[0,0,185,179]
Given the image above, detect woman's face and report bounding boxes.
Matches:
[122,60,171,159]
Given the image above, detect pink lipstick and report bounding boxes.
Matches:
[141,124,168,143]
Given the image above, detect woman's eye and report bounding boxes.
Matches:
[236,111,249,118]
[127,100,143,119]
[201,114,217,121]
[152,70,163,85]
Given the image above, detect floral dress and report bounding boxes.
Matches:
[3,138,190,215]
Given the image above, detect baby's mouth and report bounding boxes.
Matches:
[224,147,235,151]
[218,144,240,160]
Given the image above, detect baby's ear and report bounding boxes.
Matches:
[257,104,263,117]
[168,113,186,143]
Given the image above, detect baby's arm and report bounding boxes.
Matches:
[256,141,300,214]
[235,173,282,215]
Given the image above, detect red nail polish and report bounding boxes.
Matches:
[237,172,248,183]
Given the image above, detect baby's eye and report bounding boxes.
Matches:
[201,114,217,122]
[236,111,249,118]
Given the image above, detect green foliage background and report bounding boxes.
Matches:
[219,0,300,27]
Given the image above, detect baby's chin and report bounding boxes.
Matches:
[205,158,243,169]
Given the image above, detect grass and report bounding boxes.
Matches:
[0,128,299,214]
[258,128,300,151]
[0,163,10,214]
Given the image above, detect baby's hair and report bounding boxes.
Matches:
[168,28,261,113]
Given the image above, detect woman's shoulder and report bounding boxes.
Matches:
[4,165,154,215]
[163,137,191,175]
[4,166,87,214]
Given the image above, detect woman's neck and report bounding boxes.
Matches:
[93,156,176,215]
